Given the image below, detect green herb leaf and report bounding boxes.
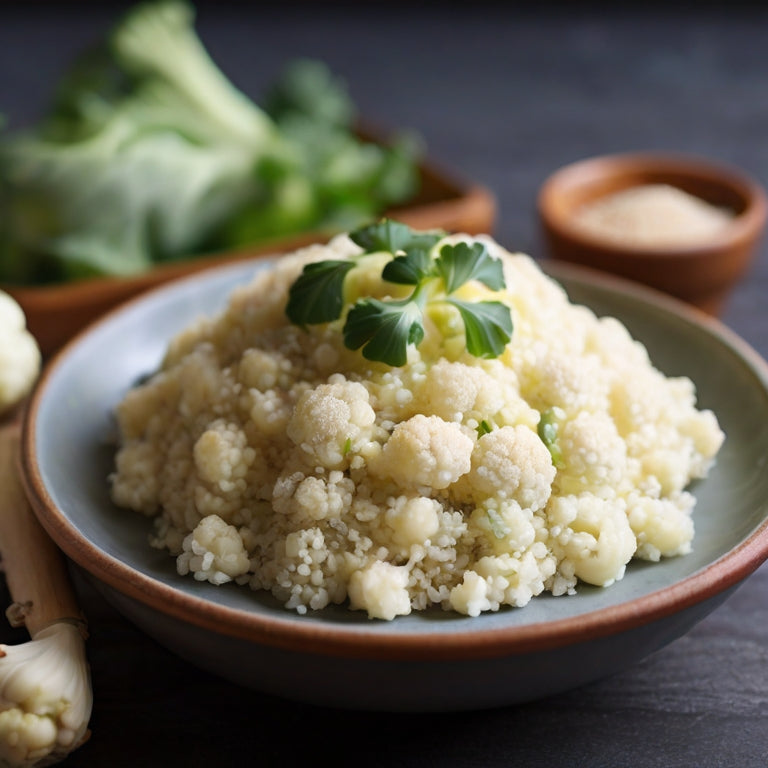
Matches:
[285,220,514,366]
[344,297,424,367]
[382,246,435,285]
[286,259,356,325]
[435,241,506,293]
[447,299,513,359]
[350,219,443,256]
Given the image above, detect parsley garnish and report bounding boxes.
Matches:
[285,220,514,366]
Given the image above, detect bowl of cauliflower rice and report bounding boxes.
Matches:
[20,221,768,711]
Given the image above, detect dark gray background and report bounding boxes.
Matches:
[1,3,766,766]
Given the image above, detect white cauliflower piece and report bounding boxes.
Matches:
[385,496,441,548]
[449,549,554,616]
[193,421,254,490]
[627,492,695,560]
[0,291,41,415]
[372,414,473,490]
[461,425,555,510]
[177,514,250,585]
[548,494,636,587]
[0,623,92,768]
[469,499,537,555]
[517,349,610,416]
[348,561,412,620]
[416,360,504,422]
[556,410,628,496]
[291,471,354,522]
[287,378,375,469]
[449,570,493,617]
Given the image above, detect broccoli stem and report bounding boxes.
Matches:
[113,1,287,152]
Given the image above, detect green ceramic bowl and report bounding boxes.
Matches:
[20,257,768,712]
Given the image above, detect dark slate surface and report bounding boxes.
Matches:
[1,3,766,766]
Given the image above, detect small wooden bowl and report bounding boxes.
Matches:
[538,152,768,315]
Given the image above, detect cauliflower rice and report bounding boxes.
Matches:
[109,231,724,620]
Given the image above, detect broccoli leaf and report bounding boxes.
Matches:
[263,58,355,129]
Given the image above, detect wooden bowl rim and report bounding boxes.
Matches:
[538,152,768,259]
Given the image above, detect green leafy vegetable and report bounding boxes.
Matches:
[285,219,514,366]
[0,1,420,285]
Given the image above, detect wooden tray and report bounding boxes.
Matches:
[4,160,495,358]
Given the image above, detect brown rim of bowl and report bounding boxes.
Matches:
[18,261,768,663]
[538,152,768,257]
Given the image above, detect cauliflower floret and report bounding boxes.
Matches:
[416,359,538,430]
[177,514,250,585]
[385,496,441,548]
[449,548,554,616]
[449,570,493,617]
[627,492,695,560]
[287,378,375,469]
[681,408,725,477]
[517,349,609,417]
[291,471,354,522]
[468,499,538,555]
[548,494,636,588]
[348,561,412,620]
[460,425,555,510]
[0,290,41,415]
[371,414,473,490]
[110,440,161,513]
[193,421,254,490]
[0,623,92,768]
[556,410,628,496]
[415,360,504,422]
[238,348,289,391]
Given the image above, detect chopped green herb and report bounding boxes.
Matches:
[342,436,353,455]
[285,219,514,366]
[538,407,565,469]
[486,507,511,539]
[476,419,493,437]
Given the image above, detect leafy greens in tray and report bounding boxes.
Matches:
[0,1,420,285]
